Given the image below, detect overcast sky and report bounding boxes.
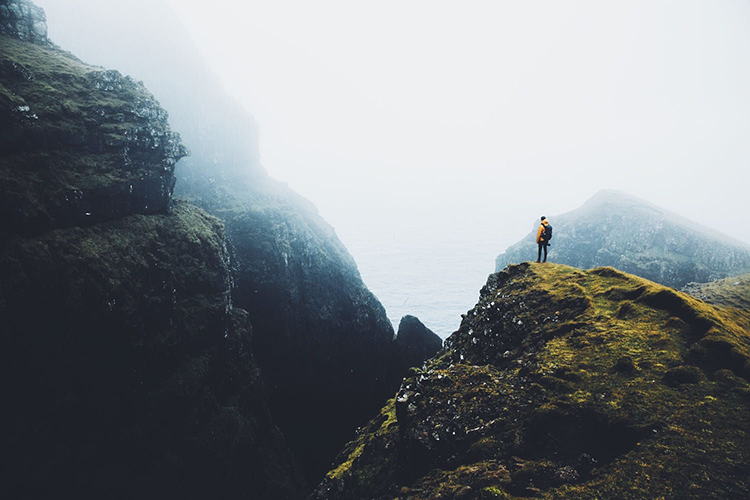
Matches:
[34,0,750,333]
[36,0,750,244]
[160,0,750,244]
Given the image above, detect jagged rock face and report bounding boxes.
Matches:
[185,173,396,486]
[683,273,750,310]
[0,202,305,499]
[73,2,397,483]
[0,33,186,235]
[495,190,750,289]
[387,315,443,389]
[0,0,50,46]
[314,263,750,499]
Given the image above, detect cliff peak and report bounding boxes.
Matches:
[0,25,187,235]
[0,0,50,46]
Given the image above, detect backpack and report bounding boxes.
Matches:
[544,224,553,241]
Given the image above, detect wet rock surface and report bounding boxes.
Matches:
[495,190,750,289]
[314,263,750,499]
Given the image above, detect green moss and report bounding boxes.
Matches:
[326,398,398,481]
[1,34,184,234]
[314,263,750,499]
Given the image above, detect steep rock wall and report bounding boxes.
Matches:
[0,4,304,497]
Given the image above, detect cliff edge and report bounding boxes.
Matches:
[315,263,750,499]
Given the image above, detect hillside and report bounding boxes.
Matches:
[314,263,750,499]
[683,273,750,311]
[495,190,750,288]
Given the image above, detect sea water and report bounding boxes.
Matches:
[337,216,519,340]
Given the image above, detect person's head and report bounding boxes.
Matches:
[541,216,546,222]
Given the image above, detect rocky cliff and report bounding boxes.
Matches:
[33,0,424,485]
[495,190,750,289]
[387,315,443,389]
[180,155,397,486]
[0,4,304,497]
[0,29,187,235]
[314,263,750,499]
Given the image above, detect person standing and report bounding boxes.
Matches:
[536,216,552,262]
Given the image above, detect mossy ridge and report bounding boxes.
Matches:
[1,34,185,234]
[313,263,750,499]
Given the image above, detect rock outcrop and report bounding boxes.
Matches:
[0,0,50,46]
[683,273,750,311]
[314,263,750,499]
[495,190,750,289]
[387,315,443,389]
[0,27,186,235]
[1,5,304,497]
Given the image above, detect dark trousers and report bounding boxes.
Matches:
[537,242,548,262]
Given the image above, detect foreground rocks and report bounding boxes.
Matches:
[314,263,750,499]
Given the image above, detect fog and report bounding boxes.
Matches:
[35,0,750,335]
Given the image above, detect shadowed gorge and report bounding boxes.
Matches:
[314,263,750,499]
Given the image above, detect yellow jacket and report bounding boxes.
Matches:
[536,220,550,244]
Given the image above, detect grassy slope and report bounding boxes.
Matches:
[315,263,750,499]
[683,273,750,311]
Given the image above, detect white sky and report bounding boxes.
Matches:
[158,0,750,246]
[34,0,750,334]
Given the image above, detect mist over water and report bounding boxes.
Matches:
[35,0,750,337]
[338,211,514,338]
